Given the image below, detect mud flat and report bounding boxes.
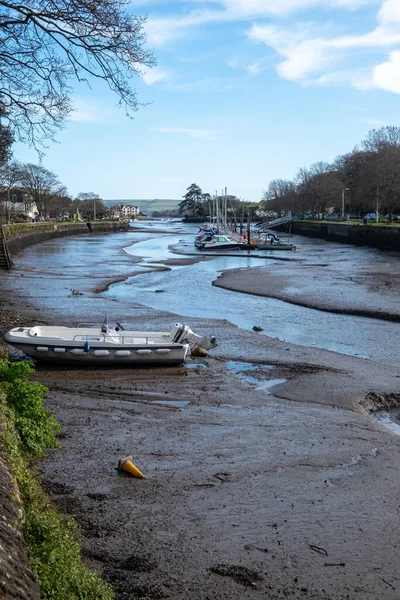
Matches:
[1,232,400,600]
[212,244,400,323]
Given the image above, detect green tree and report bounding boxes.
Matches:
[179,183,205,216]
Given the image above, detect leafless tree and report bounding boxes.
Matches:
[18,163,63,217]
[46,188,72,219]
[0,0,155,149]
[262,179,297,213]
[0,103,13,164]
[75,191,104,219]
[361,126,400,152]
[0,159,20,220]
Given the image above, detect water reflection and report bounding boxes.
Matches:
[226,361,286,394]
[372,410,400,436]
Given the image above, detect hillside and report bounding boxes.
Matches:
[104,199,180,214]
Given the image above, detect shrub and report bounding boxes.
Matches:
[0,356,115,600]
[0,357,61,456]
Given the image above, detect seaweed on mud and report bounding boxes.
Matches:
[363,391,400,412]
[41,479,74,495]
[83,547,115,564]
[52,495,83,515]
[210,563,263,587]
[79,517,115,539]
[131,583,167,599]
[102,566,138,598]
[84,548,157,572]
[86,492,108,501]
[102,567,167,600]
[120,553,157,572]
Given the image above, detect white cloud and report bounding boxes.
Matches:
[246,1,400,92]
[141,66,170,85]
[227,55,271,74]
[70,99,117,123]
[361,117,386,124]
[145,0,377,46]
[246,61,265,75]
[151,126,219,138]
[144,0,400,96]
[183,0,374,17]
[146,10,226,46]
[378,0,400,25]
[173,77,232,91]
[373,50,400,93]
[316,68,373,89]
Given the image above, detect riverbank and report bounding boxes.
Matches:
[280,220,400,251]
[1,228,400,599]
[2,220,130,259]
[213,246,400,322]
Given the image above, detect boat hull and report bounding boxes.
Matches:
[5,340,189,366]
[252,243,296,251]
[4,326,191,366]
[196,242,244,250]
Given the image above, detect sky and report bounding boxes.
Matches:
[13,0,400,203]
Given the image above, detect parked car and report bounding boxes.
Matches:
[364,213,377,221]
[324,213,341,220]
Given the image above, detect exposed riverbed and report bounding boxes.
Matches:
[1,222,400,600]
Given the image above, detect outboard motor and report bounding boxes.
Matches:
[170,323,191,344]
[196,334,217,350]
[170,323,217,350]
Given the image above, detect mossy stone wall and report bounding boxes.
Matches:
[280,222,400,251]
[3,222,130,256]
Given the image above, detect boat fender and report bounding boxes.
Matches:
[84,341,90,352]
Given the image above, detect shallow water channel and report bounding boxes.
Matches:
[100,226,399,367]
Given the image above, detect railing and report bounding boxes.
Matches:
[257,212,292,230]
[0,225,13,269]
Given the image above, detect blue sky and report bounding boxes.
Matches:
[14,0,400,202]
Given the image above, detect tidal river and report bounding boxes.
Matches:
[10,221,400,367]
[103,221,399,367]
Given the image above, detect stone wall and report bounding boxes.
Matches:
[3,221,130,257]
[279,221,400,251]
[0,441,40,600]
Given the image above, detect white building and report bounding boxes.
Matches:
[114,205,140,219]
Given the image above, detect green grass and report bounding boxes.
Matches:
[0,355,114,600]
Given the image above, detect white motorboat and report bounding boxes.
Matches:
[4,319,216,366]
[195,234,243,251]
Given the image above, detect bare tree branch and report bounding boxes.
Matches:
[0,0,155,148]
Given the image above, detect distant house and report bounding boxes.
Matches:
[112,205,140,219]
[0,188,37,220]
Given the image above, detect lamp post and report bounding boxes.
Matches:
[6,188,10,224]
[341,187,349,219]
